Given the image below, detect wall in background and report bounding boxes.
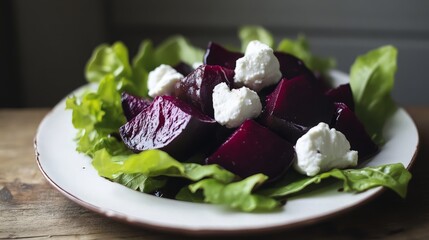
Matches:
[6,0,107,107]
[4,0,429,107]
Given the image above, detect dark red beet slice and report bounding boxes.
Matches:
[206,120,295,180]
[275,52,330,91]
[120,96,216,160]
[325,83,355,111]
[175,65,234,117]
[260,77,335,143]
[274,51,313,80]
[313,72,332,92]
[121,92,152,121]
[173,62,194,76]
[203,42,243,70]
[332,103,378,161]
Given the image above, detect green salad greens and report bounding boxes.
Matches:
[66,26,411,212]
[349,45,398,144]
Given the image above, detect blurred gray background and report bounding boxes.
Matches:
[2,0,428,107]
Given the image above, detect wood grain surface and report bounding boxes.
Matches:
[0,108,428,239]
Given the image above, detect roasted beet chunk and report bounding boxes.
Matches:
[206,120,295,180]
[175,65,234,117]
[275,52,330,91]
[325,83,355,111]
[260,77,335,143]
[274,51,313,80]
[332,103,378,161]
[203,42,244,70]
[120,96,216,160]
[121,92,152,121]
[173,62,194,76]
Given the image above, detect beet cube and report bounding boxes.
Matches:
[120,96,216,160]
[203,42,244,70]
[260,77,335,143]
[332,103,378,161]
[325,84,355,111]
[274,51,313,80]
[121,92,152,121]
[206,120,295,180]
[173,62,194,76]
[175,65,234,117]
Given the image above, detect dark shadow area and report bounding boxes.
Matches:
[3,0,429,107]
[1,0,21,107]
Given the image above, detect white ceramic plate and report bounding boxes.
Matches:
[35,71,419,235]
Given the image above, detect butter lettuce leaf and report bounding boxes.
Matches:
[189,174,280,212]
[126,40,154,98]
[92,149,237,198]
[175,186,205,203]
[239,25,275,51]
[92,149,235,183]
[349,45,398,144]
[260,163,411,199]
[112,173,167,193]
[154,36,204,67]
[66,74,127,157]
[85,42,132,83]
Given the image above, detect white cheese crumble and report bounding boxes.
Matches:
[294,122,358,176]
[234,40,282,92]
[147,64,184,98]
[212,82,262,128]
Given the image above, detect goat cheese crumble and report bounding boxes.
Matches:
[147,64,184,97]
[212,82,262,128]
[294,122,358,176]
[234,40,282,92]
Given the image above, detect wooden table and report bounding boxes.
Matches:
[1,108,428,239]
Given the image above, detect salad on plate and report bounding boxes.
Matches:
[66,26,411,212]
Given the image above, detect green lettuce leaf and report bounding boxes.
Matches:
[239,25,275,51]
[349,45,398,144]
[92,149,235,183]
[66,74,127,157]
[85,42,132,83]
[124,40,155,98]
[260,163,411,199]
[91,135,130,156]
[189,174,280,212]
[277,35,335,73]
[175,186,205,203]
[133,40,156,72]
[112,173,167,193]
[153,36,204,67]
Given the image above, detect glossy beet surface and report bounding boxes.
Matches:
[121,92,152,121]
[173,62,194,76]
[274,51,332,92]
[175,65,234,117]
[203,42,244,70]
[274,51,313,80]
[120,96,216,160]
[325,83,355,111]
[206,120,295,180]
[332,103,379,161]
[260,77,335,143]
